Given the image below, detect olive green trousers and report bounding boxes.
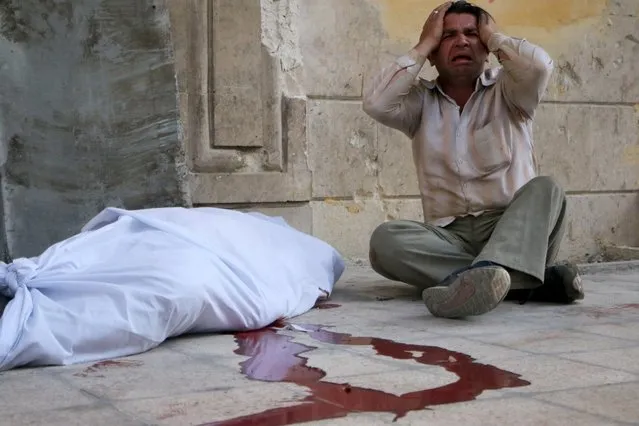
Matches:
[369,176,567,291]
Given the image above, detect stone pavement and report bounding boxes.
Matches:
[2,265,639,425]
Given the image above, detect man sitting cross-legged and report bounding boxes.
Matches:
[362,1,584,319]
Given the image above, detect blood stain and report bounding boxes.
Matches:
[314,303,341,310]
[579,303,639,319]
[202,323,530,425]
[74,359,143,377]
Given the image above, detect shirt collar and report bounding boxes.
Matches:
[424,67,499,91]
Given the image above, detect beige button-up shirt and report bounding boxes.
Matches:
[363,33,554,227]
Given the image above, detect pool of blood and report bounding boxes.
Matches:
[203,323,530,425]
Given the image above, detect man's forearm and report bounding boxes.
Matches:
[487,33,554,83]
[363,49,427,112]
[487,33,554,118]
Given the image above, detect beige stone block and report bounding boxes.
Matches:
[188,96,312,204]
[308,100,378,198]
[190,170,311,204]
[609,0,639,15]
[544,14,639,103]
[602,245,639,261]
[312,192,638,263]
[211,0,263,147]
[311,198,424,259]
[168,0,208,96]
[238,204,312,234]
[377,124,420,196]
[559,193,639,262]
[535,104,639,192]
[311,199,385,259]
[381,198,423,222]
[299,0,385,97]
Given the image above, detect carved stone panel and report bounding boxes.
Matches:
[210,0,263,148]
[169,0,311,204]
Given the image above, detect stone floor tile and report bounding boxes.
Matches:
[114,383,305,425]
[411,314,553,337]
[401,336,531,362]
[307,303,426,328]
[470,328,636,354]
[194,331,416,376]
[492,355,637,394]
[3,266,639,425]
[535,382,639,424]
[55,347,255,400]
[333,324,443,347]
[576,322,639,341]
[513,304,639,329]
[325,368,461,396]
[398,397,617,425]
[290,346,408,379]
[166,333,239,361]
[559,346,639,373]
[3,404,145,426]
[561,302,639,323]
[283,323,443,358]
[0,369,97,414]
[302,413,391,425]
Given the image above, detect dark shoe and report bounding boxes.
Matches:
[522,262,585,304]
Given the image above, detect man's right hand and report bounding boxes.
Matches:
[414,1,452,56]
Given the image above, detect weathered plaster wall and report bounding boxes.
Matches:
[0,0,186,257]
[179,0,638,263]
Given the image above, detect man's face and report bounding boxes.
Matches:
[429,13,488,82]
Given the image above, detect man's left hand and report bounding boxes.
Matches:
[478,11,497,48]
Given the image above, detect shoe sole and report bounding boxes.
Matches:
[422,266,511,319]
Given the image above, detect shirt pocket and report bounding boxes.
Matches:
[466,123,512,177]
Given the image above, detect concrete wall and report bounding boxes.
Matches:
[0,0,186,257]
[174,0,638,263]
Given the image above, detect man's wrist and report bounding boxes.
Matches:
[481,30,495,48]
[413,39,437,58]
[486,32,509,52]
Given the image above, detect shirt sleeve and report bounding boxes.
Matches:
[488,33,554,120]
[362,49,428,138]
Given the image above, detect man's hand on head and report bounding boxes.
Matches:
[414,1,453,57]
[478,11,497,49]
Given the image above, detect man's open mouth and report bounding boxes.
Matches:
[452,55,473,63]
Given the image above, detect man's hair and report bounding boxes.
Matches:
[445,1,493,22]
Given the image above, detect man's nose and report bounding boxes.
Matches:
[455,35,470,46]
